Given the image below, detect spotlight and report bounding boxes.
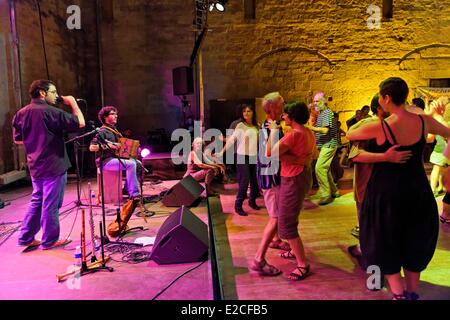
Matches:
[215,3,225,11]
[209,0,228,12]
[140,148,151,158]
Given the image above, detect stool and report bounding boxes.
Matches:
[97,168,123,204]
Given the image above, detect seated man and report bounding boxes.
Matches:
[185,137,224,196]
[89,106,141,200]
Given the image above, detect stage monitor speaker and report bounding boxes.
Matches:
[172,66,194,96]
[161,175,205,207]
[150,206,209,264]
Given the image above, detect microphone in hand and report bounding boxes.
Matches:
[55,96,86,104]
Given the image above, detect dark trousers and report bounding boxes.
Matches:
[235,160,259,207]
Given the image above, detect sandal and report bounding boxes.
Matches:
[280,250,295,259]
[440,215,450,224]
[392,293,407,300]
[269,240,291,251]
[280,250,296,259]
[249,259,282,276]
[288,265,310,281]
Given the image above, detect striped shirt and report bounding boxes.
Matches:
[257,120,283,189]
[315,108,338,148]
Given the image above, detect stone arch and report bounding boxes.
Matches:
[398,43,450,65]
[252,46,336,68]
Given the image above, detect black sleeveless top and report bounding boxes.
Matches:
[368,115,426,176]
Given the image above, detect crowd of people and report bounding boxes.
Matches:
[182,78,450,300]
[12,77,450,300]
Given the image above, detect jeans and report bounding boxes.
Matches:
[103,158,140,197]
[18,172,67,247]
[236,157,259,207]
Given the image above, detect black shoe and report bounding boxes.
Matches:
[248,200,260,210]
[318,197,333,205]
[332,191,341,198]
[235,206,248,216]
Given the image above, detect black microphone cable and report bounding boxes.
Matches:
[35,0,50,80]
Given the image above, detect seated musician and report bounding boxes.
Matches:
[185,137,224,196]
[89,106,141,199]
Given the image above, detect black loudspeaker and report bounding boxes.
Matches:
[150,206,209,264]
[161,175,205,207]
[172,66,194,96]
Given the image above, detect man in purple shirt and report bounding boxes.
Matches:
[12,80,85,250]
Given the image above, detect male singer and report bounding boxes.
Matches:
[13,80,85,250]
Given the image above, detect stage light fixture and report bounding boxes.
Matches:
[215,3,225,11]
[209,0,228,12]
[140,148,151,158]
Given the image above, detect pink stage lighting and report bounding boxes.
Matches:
[140,148,151,158]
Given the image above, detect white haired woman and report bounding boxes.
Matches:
[184,137,223,196]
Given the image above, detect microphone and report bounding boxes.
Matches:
[87,121,102,134]
[56,96,86,104]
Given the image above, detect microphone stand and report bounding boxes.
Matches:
[65,128,101,208]
[95,134,143,248]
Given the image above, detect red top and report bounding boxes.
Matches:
[279,127,316,177]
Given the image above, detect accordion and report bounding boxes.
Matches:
[116,138,140,159]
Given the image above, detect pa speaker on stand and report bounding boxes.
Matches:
[172,66,194,96]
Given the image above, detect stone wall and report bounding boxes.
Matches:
[99,0,196,141]
[203,0,450,126]
[0,0,99,173]
[0,1,15,173]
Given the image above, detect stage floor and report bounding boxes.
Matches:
[0,174,449,300]
[210,181,450,300]
[0,178,212,300]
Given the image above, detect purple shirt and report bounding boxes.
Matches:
[12,99,80,178]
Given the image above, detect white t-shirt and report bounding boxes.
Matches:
[231,122,259,157]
